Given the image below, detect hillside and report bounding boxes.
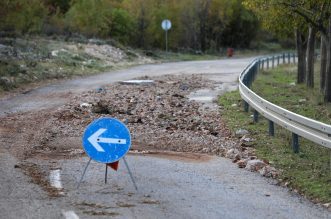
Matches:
[0,35,154,94]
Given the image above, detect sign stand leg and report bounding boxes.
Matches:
[105,164,108,184]
[77,158,92,189]
[123,157,138,191]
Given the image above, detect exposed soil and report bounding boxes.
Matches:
[14,161,64,197]
[0,74,235,162]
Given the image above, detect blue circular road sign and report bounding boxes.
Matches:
[162,19,172,31]
[82,117,131,163]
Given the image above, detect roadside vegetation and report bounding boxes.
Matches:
[0,0,291,94]
[219,63,331,203]
[0,36,154,93]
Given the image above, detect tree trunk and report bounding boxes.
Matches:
[320,35,327,92]
[306,26,316,88]
[198,0,211,52]
[296,29,307,84]
[324,17,331,102]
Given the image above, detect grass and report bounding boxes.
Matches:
[219,63,331,203]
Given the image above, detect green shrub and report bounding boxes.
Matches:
[65,0,112,37]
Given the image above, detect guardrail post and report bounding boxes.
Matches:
[292,133,299,153]
[283,53,285,63]
[244,101,249,112]
[248,70,253,87]
[253,110,259,123]
[260,60,262,70]
[272,56,275,68]
[293,53,296,63]
[268,120,274,136]
[262,59,264,69]
[267,58,270,69]
[288,53,291,63]
[277,55,280,65]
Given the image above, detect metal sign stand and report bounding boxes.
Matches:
[77,158,92,189]
[165,29,168,52]
[77,157,138,191]
[123,157,138,190]
[161,19,171,52]
[77,118,137,190]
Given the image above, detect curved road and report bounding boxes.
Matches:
[0,58,330,219]
[0,58,251,115]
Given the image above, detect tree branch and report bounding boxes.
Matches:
[281,2,328,35]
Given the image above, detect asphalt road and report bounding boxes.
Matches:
[0,58,251,115]
[0,58,330,219]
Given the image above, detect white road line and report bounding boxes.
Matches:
[62,210,79,219]
[49,169,63,189]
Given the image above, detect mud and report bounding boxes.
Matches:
[16,161,64,197]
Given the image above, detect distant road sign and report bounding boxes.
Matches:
[82,117,131,163]
[162,19,172,31]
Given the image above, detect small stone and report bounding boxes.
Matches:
[231,104,237,107]
[156,96,162,101]
[232,153,241,163]
[237,160,247,168]
[96,87,106,93]
[241,136,252,142]
[202,148,210,153]
[80,103,92,108]
[235,129,249,137]
[14,164,21,168]
[289,82,296,86]
[322,203,331,208]
[245,159,266,171]
[179,84,189,90]
[299,98,306,103]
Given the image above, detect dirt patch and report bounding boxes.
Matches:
[82,210,120,217]
[15,161,64,197]
[76,201,116,210]
[140,199,160,205]
[116,202,136,208]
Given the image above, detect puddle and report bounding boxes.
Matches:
[188,82,238,111]
[120,80,154,85]
[188,88,217,102]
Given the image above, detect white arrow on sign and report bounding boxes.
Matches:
[88,128,127,152]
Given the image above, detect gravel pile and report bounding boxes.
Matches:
[1,74,236,159]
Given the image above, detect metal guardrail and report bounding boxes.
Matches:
[238,53,331,152]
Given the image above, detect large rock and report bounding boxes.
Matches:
[245,159,266,171]
[259,166,278,178]
[225,148,240,159]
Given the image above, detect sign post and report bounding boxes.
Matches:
[77,117,137,190]
[161,19,172,52]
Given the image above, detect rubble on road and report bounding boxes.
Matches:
[0,74,235,160]
[0,73,280,179]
